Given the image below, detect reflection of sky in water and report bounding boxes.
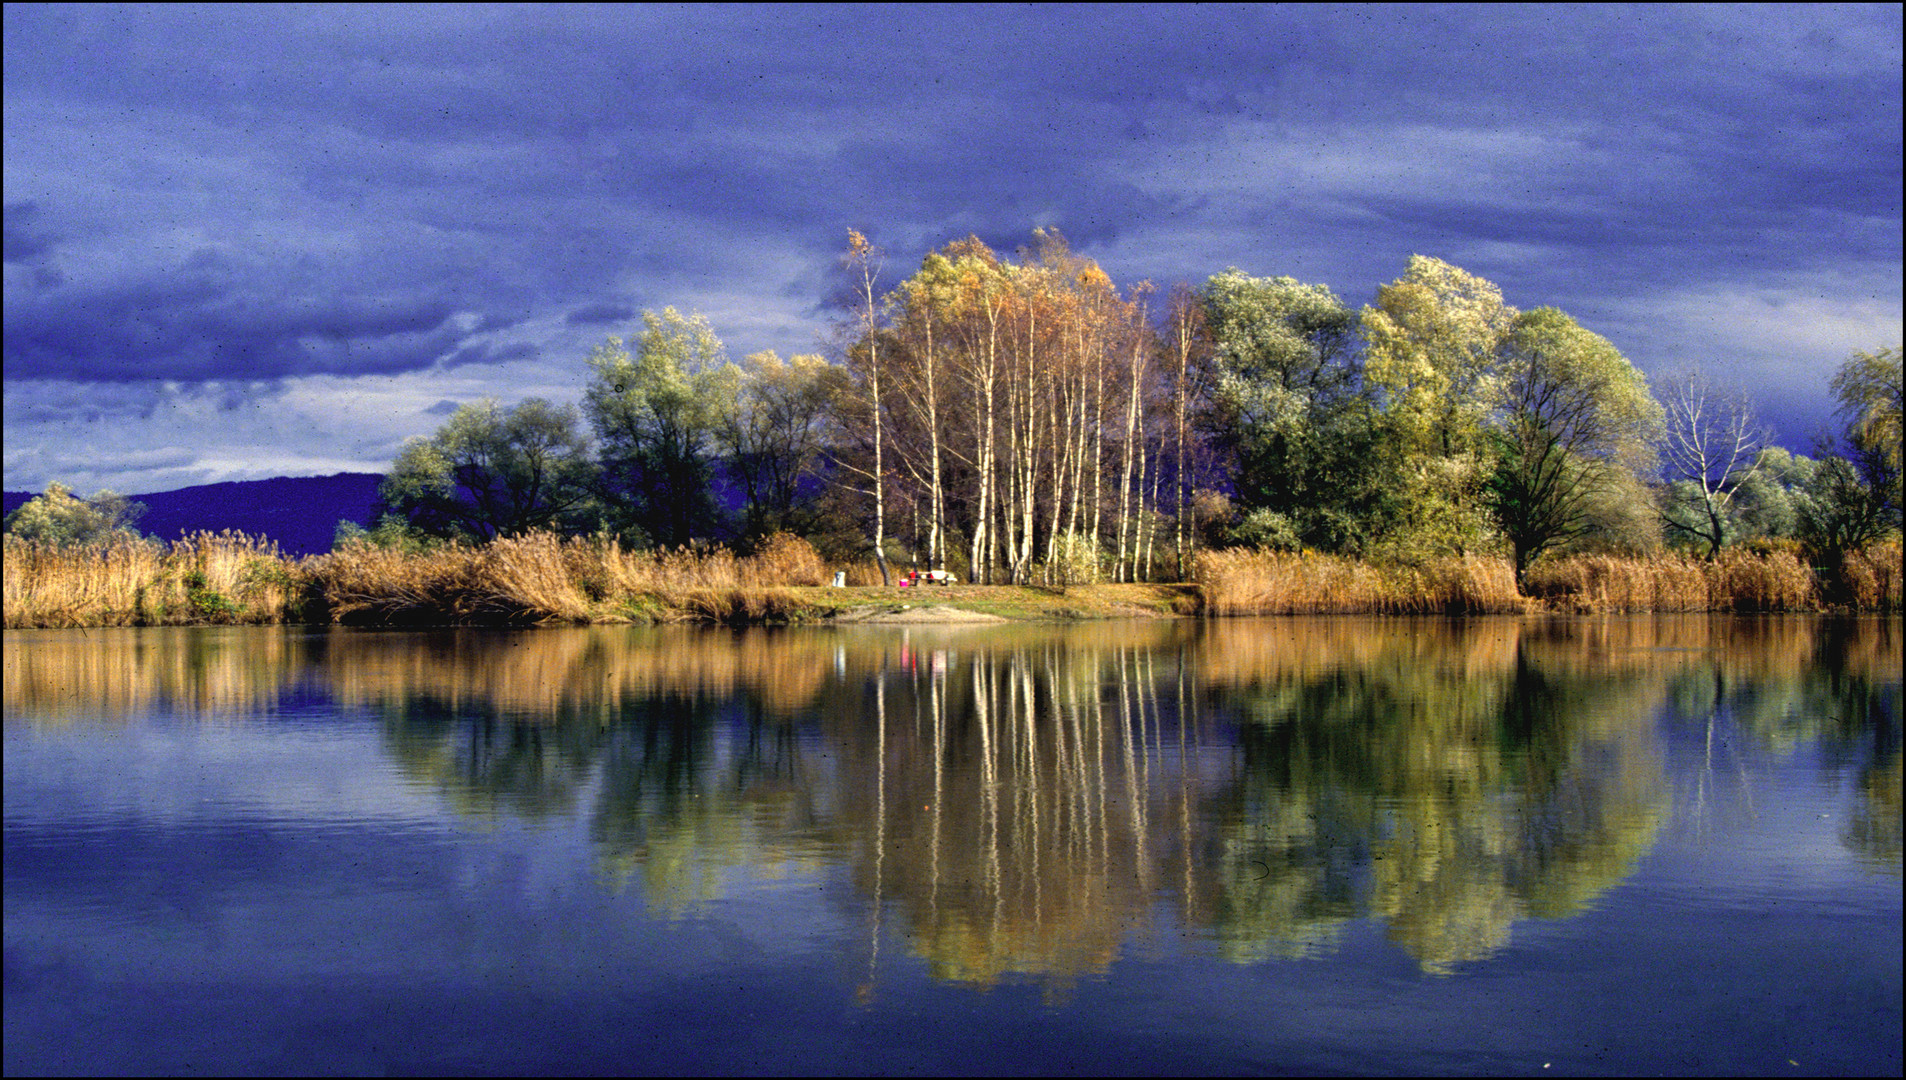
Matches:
[4,618,1899,1075]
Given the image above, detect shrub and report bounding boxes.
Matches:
[744,532,828,586]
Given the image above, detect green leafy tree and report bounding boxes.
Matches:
[1485,308,1664,583]
[584,309,739,547]
[1831,346,1903,477]
[1202,269,1378,553]
[1361,256,1517,561]
[1797,347,1903,570]
[1795,450,1899,569]
[332,513,443,553]
[381,398,599,542]
[3,482,146,544]
[1662,446,1816,551]
[1728,447,1815,542]
[715,350,845,542]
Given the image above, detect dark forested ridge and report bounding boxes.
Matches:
[3,473,382,557]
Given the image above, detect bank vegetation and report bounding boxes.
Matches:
[7,238,1899,627]
[5,528,1897,629]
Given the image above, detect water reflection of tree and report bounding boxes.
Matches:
[325,627,852,912]
[820,619,1673,985]
[835,637,1187,996]
[1194,619,1671,974]
[1660,617,1901,869]
[18,616,1892,985]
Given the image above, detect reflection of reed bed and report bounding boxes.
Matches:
[317,626,836,717]
[1196,549,1528,615]
[3,531,298,628]
[1521,614,1902,688]
[1195,617,1523,686]
[1830,616,1904,686]
[1,626,307,721]
[1520,614,1824,680]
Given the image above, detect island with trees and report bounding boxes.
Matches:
[5,234,1900,628]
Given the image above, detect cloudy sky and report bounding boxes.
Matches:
[5,4,1900,496]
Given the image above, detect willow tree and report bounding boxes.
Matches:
[1360,257,1519,560]
[1832,346,1902,478]
[1485,308,1664,583]
[716,350,842,541]
[583,308,736,547]
[382,397,598,542]
[1203,269,1372,553]
[1798,346,1904,571]
[3,482,146,545]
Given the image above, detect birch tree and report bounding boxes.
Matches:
[841,230,893,584]
[1657,369,1770,557]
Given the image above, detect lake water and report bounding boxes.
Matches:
[4,616,1900,1075]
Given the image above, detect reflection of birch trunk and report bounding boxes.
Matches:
[1018,652,1042,928]
[1122,646,1149,889]
[863,663,887,1000]
[976,654,1003,939]
[929,648,944,922]
[1177,644,1196,911]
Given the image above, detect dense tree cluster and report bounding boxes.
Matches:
[2,482,145,545]
[348,235,1906,580]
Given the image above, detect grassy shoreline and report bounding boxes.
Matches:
[4,530,1898,630]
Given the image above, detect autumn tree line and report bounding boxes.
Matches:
[9,230,1902,596]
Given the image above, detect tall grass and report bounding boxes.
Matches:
[4,531,296,628]
[1195,549,1528,615]
[1197,543,1897,617]
[306,530,832,624]
[1524,547,1819,613]
[1837,539,1903,610]
[8,528,1898,628]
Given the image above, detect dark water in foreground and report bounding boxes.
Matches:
[4,616,1900,1076]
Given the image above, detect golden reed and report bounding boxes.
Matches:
[1195,549,1528,615]
[3,530,297,628]
[1196,543,1900,616]
[7,531,1899,628]
[305,530,830,624]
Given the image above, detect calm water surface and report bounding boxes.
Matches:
[5,617,1900,1075]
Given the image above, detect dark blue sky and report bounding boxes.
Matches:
[5,4,1900,495]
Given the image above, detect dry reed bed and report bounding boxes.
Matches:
[3,531,296,628]
[1196,544,1900,617]
[1196,550,1529,615]
[7,530,1900,628]
[307,530,831,624]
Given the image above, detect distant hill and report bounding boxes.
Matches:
[3,473,385,557]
